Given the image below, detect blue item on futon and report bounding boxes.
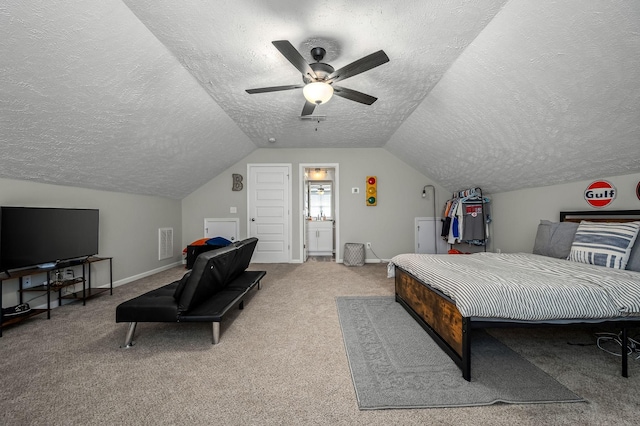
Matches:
[206,237,232,246]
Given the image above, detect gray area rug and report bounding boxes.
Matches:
[336,296,585,410]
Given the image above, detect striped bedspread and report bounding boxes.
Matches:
[388,252,640,321]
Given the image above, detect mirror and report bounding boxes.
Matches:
[308,181,332,220]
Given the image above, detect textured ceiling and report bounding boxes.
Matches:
[386,0,640,193]
[1,0,639,199]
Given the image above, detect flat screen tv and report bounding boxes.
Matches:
[0,207,99,271]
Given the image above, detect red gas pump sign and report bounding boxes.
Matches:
[584,180,616,208]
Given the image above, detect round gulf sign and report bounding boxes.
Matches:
[584,180,616,208]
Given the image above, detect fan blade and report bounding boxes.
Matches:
[327,50,389,83]
[301,101,316,116]
[272,40,318,80]
[246,84,303,94]
[332,86,378,105]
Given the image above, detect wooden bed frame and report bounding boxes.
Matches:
[395,209,640,381]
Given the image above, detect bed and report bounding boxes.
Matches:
[389,210,640,381]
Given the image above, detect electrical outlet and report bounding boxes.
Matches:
[366,242,372,249]
[23,275,31,287]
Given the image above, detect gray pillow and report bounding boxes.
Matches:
[533,221,553,255]
[532,220,579,259]
[626,240,640,272]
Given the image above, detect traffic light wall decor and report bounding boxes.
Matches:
[366,176,377,206]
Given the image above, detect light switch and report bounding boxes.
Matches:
[230,207,237,213]
[352,187,360,194]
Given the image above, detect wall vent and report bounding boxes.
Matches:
[158,227,173,260]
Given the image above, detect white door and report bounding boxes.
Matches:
[204,218,239,241]
[248,164,291,263]
[416,217,448,254]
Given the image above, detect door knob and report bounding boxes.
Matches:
[251,218,255,222]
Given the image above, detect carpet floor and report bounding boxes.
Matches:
[0,262,638,425]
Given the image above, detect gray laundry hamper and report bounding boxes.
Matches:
[343,243,365,266]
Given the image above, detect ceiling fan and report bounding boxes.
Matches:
[246,40,390,116]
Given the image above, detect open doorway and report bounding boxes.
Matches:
[299,164,339,263]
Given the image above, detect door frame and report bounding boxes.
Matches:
[299,163,340,263]
[247,163,292,263]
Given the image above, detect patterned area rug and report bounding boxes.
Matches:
[336,296,585,410]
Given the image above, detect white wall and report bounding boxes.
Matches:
[182,148,448,262]
[4,154,638,308]
[490,172,640,253]
[1,178,182,306]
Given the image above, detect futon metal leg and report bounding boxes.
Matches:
[212,322,220,344]
[121,322,137,348]
[622,327,628,378]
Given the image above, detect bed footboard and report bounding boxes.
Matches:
[395,266,640,380]
[395,266,472,380]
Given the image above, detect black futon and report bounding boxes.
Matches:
[116,237,265,346]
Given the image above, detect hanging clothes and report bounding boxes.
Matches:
[441,188,490,248]
[462,202,484,241]
[448,200,463,244]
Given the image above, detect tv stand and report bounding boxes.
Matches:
[0,256,112,337]
[63,256,113,305]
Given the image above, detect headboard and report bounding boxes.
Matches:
[560,210,640,223]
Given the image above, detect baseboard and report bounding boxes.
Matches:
[105,261,183,289]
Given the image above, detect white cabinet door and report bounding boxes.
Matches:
[316,227,333,253]
[204,218,239,241]
[307,222,333,255]
[307,226,318,252]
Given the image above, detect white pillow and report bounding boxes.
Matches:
[568,221,640,269]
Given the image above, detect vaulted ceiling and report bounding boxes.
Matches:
[2,1,639,199]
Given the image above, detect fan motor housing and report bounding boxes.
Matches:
[304,62,335,83]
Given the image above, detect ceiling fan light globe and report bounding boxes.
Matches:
[303,82,334,105]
